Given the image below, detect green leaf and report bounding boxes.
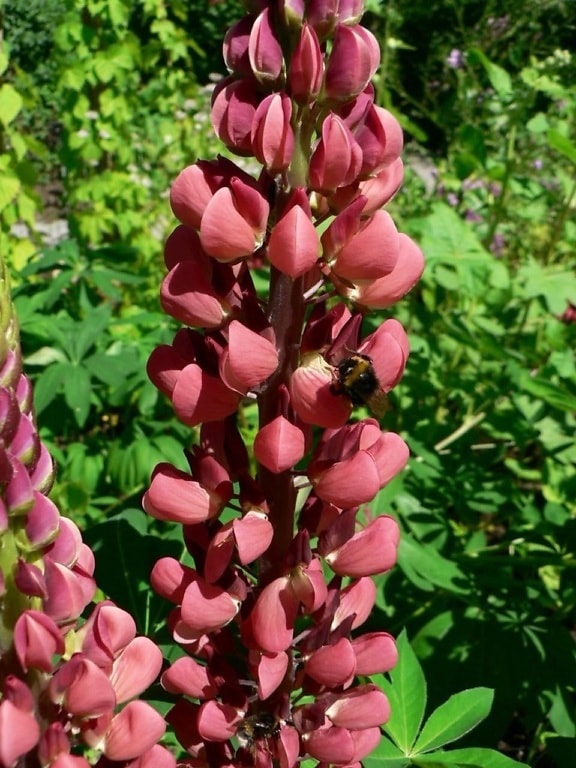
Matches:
[72,305,112,361]
[0,84,23,126]
[467,49,512,98]
[364,735,411,767]
[0,174,20,212]
[63,364,92,427]
[33,362,70,413]
[379,631,426,753]
[547,130,576,166]
[413,688,494,753]
[412,747,527,767]
[398,537,469,595]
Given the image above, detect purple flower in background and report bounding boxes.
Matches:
[446,49,464,69]
[446,192,459,207]
[533,159,543,170]
[490,232,505,258]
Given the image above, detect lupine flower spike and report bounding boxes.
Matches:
[0,262,174,766]
[147,1,424,766]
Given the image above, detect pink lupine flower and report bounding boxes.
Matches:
[290,352,351,428]
[304,637,357,687]
[310,114,364,193]
[324,24,380,100]
[268,190,320,278]
[219,320,278,394]
[223,16,253,77]
[325,684,391,728]
[248,7,284,84]
[14,609,64,672]
[251,92,295,172]
[161,259,230,329]
[254,414,306,472]
[351,631,398,674]
[288,23,323,103]
[144,463,230,524]
[211,76,261,154]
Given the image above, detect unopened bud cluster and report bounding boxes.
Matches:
[0,264,174,768]
[146,1,425,766]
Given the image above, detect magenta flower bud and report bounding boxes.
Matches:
[5,457,34,515]
[353,104,390,177]
[290,352,351,428]
[198,700,243,742]
[338,0,365,25]
[150,557,197,604]
[211,76,261,154]
[24,492,60,550]
[14,558,46,597]
[143,463,230,525]
[305,637,356,686]
[77,601,136,669]
[332,576,376,630]
[13,609,64,672]
[250,575,299,652]
[251,92,295,173]
[200,180,269,262]
[254,415,306,472]
[332,156,404,214]
[303,724,356,763]
[219,320,279,394]
[310,114,363,193]
[351,632,397,675]
[0,693,40,768]
[49,655,116,717]
[181,577,241,633]
[248,8,284,84]
[45,517,82,567]
[267,194,320,277]
[161,260,230,329]
[281,0,306,27]
[326,684,390,729]
[348,232,425,308]
[223,16,253,76]
[254,650,289,699]
[306,0,339,37]
[288,23,323,103]
[171,364,241,426]
[324,24,380,101]
[43,557,95,624]
[38,722,71,766]
[162,656,218,699]
[326,209,400,282]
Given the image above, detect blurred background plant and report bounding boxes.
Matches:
[1,0,575,765]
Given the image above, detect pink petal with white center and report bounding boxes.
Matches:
[268,204,320,278]
[355,233,425,308]
[221,321,278,392]
[290,355,351,428]
[172,364,240,426]
[256,651,289,699]
[111,637,163,703]
[181,579,240,632]
[0,699,40,767]
[254,416,306,473]
[326,685,390,729]
[201,187,260,262]
[311,450,380,508]
[326,515,400,578]
[251,577,298,653]
[351,632,398,675]
[103,701,166,761]
[162,656,217,699]
[305,638,356,687]
[197,700,242,742]
[303,725,355,764]
[332,577,376,631]
[143,464,220,525]
[233,511,274,564]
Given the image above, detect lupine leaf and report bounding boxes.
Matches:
[411,747,527,767]
[413,688,494,753]
[379,631,426,753]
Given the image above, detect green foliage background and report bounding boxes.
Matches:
[1,1,575,766]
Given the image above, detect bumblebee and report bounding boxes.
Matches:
[333,353,389,418]
[236,712,281,752]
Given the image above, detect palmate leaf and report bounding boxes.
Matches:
[411,747,526,767]
[412,688,494,753]
[378,631,427,753]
